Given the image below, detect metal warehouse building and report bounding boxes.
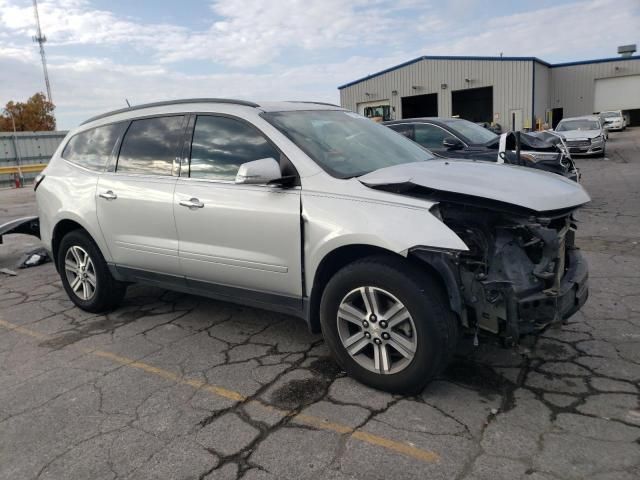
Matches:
[338,55,640,130]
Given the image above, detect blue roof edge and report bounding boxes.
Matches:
[337,54,640,90]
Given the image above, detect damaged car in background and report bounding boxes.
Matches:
[27,100,590,394]
[384,117,579,181]
[554,115,607,157]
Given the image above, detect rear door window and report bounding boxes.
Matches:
[189,115,280,181]
[62,123,126,171]
[117,116,185,175]
[413,124,451,149]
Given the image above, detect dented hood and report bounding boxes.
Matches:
[358,160,590,212]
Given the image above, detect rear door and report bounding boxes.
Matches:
[174,114,302,302]
[96,115,186,276]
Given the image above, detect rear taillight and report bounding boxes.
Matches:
[34,173,45,191]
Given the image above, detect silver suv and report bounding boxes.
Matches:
[35,99,591,393]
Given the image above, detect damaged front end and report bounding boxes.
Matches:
[413,202,589,344]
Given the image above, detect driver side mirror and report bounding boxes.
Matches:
[235,157,282,185]
[443,136,463,150]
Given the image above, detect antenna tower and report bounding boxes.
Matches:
[32,0,52,102]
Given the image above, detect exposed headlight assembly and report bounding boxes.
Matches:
[519,152,560,163]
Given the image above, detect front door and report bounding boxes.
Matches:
[96,115,185,276]
[413,123,459,156]
[174,114,302,300]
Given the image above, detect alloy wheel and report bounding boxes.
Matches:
[64,245,97,301]
[337,286,417,375]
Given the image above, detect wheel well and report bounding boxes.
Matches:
[307,245,401,333]
[52,219,87,266]
[307,245,459,334]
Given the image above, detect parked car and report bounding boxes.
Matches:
[384,117,578,179]
[599,110,626,131]
[554,116,607,157]
[476,121,502,134]
[23,100,590,393]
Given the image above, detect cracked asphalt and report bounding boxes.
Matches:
[1,128,639,480]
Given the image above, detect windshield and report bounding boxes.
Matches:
[441,118,498,144]
[263,110,435,178]
[556,119,600,131]
[601,111,620,118]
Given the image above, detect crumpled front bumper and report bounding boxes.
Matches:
[516,248,589,333]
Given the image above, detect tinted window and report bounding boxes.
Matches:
[190,116,280,181]
[413,124,451,148]
[62,123,125,171]
[264,110,435,178]
[117,116,184,175]
[388,124,414,140]
[441,119,497,144]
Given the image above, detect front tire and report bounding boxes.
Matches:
[57,230,127,313]
[320,255,458,394]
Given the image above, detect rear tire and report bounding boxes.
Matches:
[57,230,127,313]
[320,255,458,394]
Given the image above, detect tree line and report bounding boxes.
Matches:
[0,93,56,132]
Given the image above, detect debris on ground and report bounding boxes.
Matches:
[0,267,17,276]
[17,248,50,269]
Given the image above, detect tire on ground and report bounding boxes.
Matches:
[319,254,458,394]
[57,229,127,313]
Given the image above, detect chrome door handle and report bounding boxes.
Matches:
[179,198,204,209]
[99,190,117,200]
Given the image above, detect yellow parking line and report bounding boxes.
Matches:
[0,319,49,340]
[0,318,440,464]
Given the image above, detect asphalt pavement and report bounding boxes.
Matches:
[0,128,639,480]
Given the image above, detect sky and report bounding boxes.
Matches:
[0,0,638,129]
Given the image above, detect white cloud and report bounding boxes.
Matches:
[0,51,413,128]
[0,0,638,129]
[0,0,435,67]
[423,0,639,59]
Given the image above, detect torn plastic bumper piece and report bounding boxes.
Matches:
[0,216,40,244]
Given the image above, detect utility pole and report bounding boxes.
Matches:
[2,108,24,188]
[32,0,52,103]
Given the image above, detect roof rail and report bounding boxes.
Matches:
[81,98,260,125]
[286,101,342,108]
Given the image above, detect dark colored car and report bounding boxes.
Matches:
[477,121,503,135]
[384,117,578,180]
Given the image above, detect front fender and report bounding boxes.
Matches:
[302,193,468,290]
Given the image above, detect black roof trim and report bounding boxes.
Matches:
[81,98,260,125]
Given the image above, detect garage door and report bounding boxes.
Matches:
[594,75,640,112]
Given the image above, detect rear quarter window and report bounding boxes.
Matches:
[62,123,126,171]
